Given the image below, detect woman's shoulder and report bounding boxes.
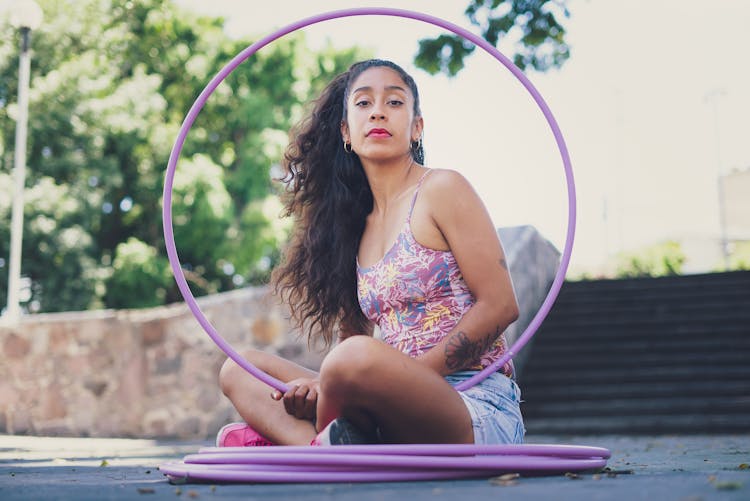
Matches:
[418,168,486,226]
[421,168,476,198]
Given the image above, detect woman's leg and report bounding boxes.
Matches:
[316,336,474,444]
[219,349,318,445]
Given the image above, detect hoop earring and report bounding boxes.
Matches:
[343,141,352,153]
[411,137,422,151]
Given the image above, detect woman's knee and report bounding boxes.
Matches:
[218,349,267,396]
[319,336,381,393]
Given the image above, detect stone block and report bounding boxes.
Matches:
[33,419,70,437]
[141,319,166,346]
[83,378,108,397]
[176,416,202,439]
[154,354,182,375]
[48,324,71,352]
[3,332,31,359]
[143,408,171,437]
[65,354,90,378]
[39,384,67,421]
[196,388,220,412]
[11,408,32,435]
[116,351,146,423]
[0,383,19,414]
[251,316,281,345]
[206,404,240,436]
[68,397,95,436]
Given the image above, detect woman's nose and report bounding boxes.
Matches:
[369,101,386,120]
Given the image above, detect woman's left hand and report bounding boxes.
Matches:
[272,377,320,420]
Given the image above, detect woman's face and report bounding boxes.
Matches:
[341,66,423,162]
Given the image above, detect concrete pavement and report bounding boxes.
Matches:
[1,434,748,500]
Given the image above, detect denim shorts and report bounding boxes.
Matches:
[444,371,525,445]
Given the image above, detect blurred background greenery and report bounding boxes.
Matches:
[0,0,373,311]
[0,0,573,312]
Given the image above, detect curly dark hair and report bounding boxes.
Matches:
[272,59,425,346]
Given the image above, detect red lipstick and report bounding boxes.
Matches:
[367,128,391,137]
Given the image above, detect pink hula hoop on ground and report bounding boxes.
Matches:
[161,7,607,484]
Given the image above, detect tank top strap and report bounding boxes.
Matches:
[407,169,432,223]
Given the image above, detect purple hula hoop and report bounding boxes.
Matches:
[159,443,611,483]
[161,7,605,484]
[162,6,576,393]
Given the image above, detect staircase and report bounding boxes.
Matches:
[520,271,750,435]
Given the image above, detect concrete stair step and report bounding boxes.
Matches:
[557,271,750,292]
[524,413,750,435]
[534,317,750,342]
[521,364,750,385]
[528,336,750,354]
[556,280,749,296]
[519,379,750,402]
[547,302,750,322]
[540,316,750,331]
[526,349,749,369]
[520,271,750,434]
[556,286,749,303]
[522,395,750,418]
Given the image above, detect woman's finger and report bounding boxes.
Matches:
[283,385,300,416]
[304,387,318,420]
[293,385,310,419]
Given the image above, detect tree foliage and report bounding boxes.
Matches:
[0,0,571,313]
[0,0,367,312]
[414,0,570,76]
[615,241,686,278]
[727,241,750,271]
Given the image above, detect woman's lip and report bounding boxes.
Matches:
[367,129,391,137]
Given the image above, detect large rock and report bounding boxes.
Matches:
[499,225,561,378]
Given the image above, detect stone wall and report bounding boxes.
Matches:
[0,289,312,439]
[0,226,559,439]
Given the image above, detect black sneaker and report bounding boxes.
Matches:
[311,418,378,445]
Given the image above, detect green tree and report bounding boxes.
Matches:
[415,0,570,76]
[106,237,171,309]
[0,0,366,312]
[1,0,570,313]
[615,241,686,278]
[727,241,750,271]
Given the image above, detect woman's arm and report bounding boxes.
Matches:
[275,320,374,420]
[415,169,519,376]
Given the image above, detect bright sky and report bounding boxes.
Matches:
[174,0,750,275]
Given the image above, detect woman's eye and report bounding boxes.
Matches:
[356,100,370,107]
[389,100,404,106]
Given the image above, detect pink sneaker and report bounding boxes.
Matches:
[215,422,275,447]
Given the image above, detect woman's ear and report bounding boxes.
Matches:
[340,121,350,144]
[412,116,424,142]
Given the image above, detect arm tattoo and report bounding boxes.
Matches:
[444,325,503,371]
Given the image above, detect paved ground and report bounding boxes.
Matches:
[1,433,748,500]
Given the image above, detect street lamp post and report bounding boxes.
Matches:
[705,89,730,271]
[4,0,43,324]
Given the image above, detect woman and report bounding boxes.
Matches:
[218,59,524,446]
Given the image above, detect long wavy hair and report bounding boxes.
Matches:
[272,59,425,346]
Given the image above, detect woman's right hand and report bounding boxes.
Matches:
[271,377,320,421]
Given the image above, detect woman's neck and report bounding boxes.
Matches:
[362,155,420,214]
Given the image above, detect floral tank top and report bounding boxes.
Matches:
[356,170,514,377]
